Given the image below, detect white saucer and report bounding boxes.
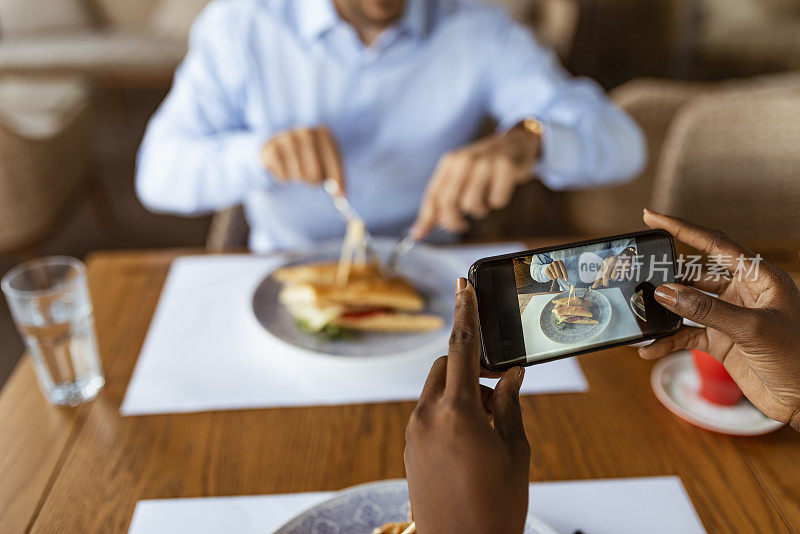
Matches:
[650,351,784,436]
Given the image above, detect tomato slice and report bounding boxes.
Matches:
[341,308,389,319]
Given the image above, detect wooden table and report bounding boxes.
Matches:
[1,245,799,533]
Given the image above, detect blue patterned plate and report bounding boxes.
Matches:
[539,288,612,344]
[252,239,460,358]
[273,479,558,534]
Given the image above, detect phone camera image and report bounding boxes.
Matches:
[472,231,681,370]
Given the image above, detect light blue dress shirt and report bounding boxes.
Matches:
[136,0,646,252]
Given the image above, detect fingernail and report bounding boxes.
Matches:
[456,277,467,293]
[654,285,678,307]
[514,367,525,398]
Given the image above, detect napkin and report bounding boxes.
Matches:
[127,476,706,533]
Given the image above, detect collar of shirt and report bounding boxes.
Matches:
[294,0,432,45]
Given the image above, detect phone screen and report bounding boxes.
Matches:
[470,231,682,370]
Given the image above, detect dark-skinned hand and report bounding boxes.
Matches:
[640,209,800,431]
[404,278,530,533]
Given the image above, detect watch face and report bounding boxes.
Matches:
[523,118,543,136]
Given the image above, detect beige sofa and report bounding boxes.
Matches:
[0,75,92,253]
[565,73,800,245]
[0,0,211,86]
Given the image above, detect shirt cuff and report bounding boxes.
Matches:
[534,120,586,190]
[227,131,272,190]
[530,263,549,283]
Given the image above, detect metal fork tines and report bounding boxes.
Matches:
[323,180,359,222]
[323,179,388,275]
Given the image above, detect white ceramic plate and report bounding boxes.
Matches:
[629,291,646,322]
[651,351,784,436]
[273,479,558,534]
[252,239,461,358]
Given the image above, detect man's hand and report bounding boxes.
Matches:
[261,126,344,192]
[411,126,541,238]
[591,253,633,289]
[545,259,569,282]
[404,278,530,533]
[640,209,800,431]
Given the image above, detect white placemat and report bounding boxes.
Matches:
[127,477,705,534]
[121,244,588,416]
[521,287,642,361]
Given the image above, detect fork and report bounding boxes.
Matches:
[323,179,389,275]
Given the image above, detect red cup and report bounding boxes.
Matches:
[691,349,743,405]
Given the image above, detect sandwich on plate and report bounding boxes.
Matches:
[276,219,444,337]
[552,285,599,325]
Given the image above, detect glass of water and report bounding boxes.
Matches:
[2,256,104,406]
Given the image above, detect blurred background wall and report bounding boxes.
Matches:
[1,0,799,385]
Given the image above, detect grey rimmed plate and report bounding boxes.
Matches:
[273,479,558,534]
[539,288,612,344]
[252,239,460,358]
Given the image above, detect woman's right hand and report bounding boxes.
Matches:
[261,126,344,192]
[640,210,800,431]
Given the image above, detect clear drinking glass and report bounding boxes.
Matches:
[2,256,104,406]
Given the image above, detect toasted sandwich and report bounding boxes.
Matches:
[559,316,599,325]
[278,267,443,334]
[553,302,599,325]
[553,304,593,319]
[336,312,443,332]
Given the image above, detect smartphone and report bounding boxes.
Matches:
[468,230,682,371]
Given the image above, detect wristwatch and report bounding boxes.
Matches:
[519,118,545,138]
[514,118,544,156]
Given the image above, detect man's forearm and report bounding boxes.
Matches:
[136,128,266,214]
[530,263,551,283]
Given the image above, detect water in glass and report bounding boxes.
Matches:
[2,257,104,406]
